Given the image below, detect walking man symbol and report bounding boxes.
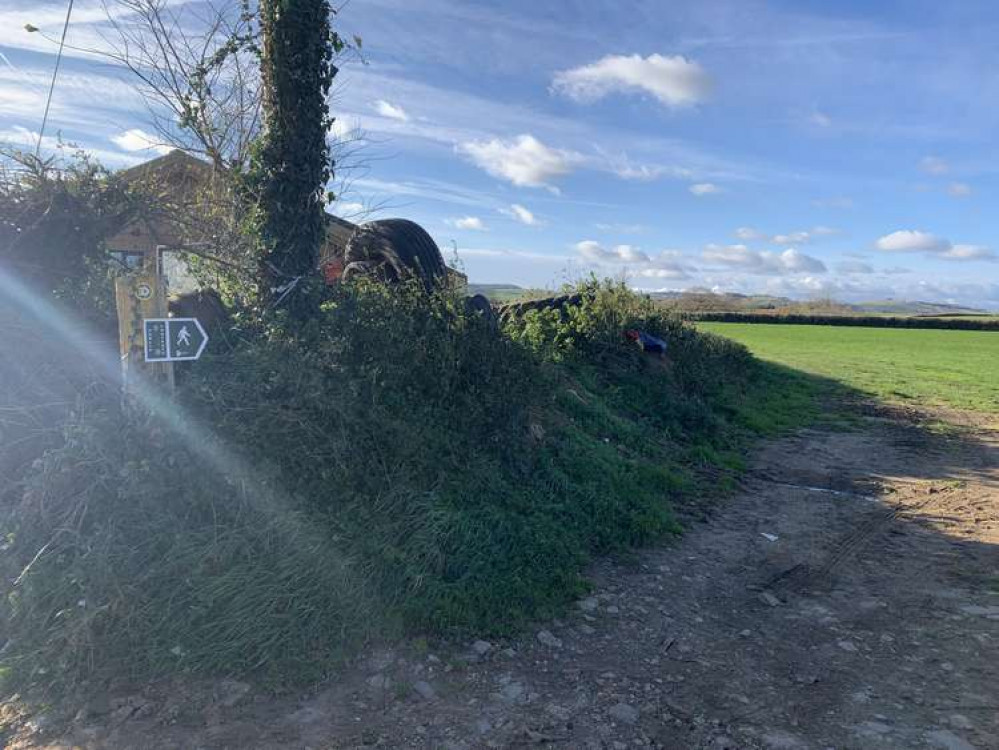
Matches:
[177,325,191,347]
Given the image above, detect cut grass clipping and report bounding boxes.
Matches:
[1,280,819,692]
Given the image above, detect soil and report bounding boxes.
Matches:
[4,404,998,750]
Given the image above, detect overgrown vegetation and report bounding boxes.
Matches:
[0,147,134,326]
[248,0,346,318]
[1,280,819,693]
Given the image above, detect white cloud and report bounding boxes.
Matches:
[778,248,828,273]
[613,164,670,181]
[875,230,994,262]
[835,260,875,274]
[634,266,689,279]
[941,244,996,262]
[702,244,827,275]
[333,201,365,216]
[812,196,854,209]
[875,230,950,254]
[575,240,650,264]
[948,182,972,197]
[734,227,767,241]
[330,117,362,140]
[595,222,648,234]
[703,244,760,267]
[689,182,722,196]
[501,203,539,226]
[573,241,691,279]
[373,99,410,121]
[110,129,172,155]
[455,247,571,263]
[457,134,579,189]
[773,231,811,245]
[552,54,712,108]
[448,216,488,231]
[919,156,949,175]
[733,226,836,244]
[810,110,832,127]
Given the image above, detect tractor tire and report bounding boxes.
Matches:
[342,219,447,291]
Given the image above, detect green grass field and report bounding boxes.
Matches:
[700,323,999,413]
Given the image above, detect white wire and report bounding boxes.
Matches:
[35,0,76,159]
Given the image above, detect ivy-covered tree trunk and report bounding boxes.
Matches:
[251,0,336,320]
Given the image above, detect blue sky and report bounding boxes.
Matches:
[3,0,999,307]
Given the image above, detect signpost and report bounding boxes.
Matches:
[115,272,172,395]
[143,318,208,362]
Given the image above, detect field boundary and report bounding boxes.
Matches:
[688,312,999,331]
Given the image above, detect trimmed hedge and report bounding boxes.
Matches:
[688,312,999,331]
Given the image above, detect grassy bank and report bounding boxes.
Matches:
[2,281,820,693]
[700,322,999,413]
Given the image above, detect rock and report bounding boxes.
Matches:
[948,715,973,730]
[925,729,976,750]
[365,648,395,672]
[536,630,563,648]
[413,680,436,701]
[471,640,493,656]
[855,721,892,736]
[959,604,999,619]
[608,702,639,725]
[215,679,251,707]
[546,703,572,721]
[496,681,527,705]
[84,695,112,718]
[577,597,599,612]
[760,730,809,748]
[758,592,783,607]
[25,711,58,734]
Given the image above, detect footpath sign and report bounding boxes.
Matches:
[144,318,209,362]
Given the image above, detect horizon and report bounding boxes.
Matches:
[2,0,999,309]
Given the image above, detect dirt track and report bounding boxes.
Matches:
[8,405,999,750]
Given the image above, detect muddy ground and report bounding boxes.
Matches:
[4,404,998,750]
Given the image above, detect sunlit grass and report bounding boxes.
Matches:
[700,323,999,413]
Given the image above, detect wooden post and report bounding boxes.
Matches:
[114,260,174,396]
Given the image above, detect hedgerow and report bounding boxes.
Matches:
[1,278,795,692]
[689,311,999,331]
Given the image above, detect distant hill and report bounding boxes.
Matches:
[851,300,988,316]
[467,283,534,303]
[654,291,991,317]
[469,286,994,316]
